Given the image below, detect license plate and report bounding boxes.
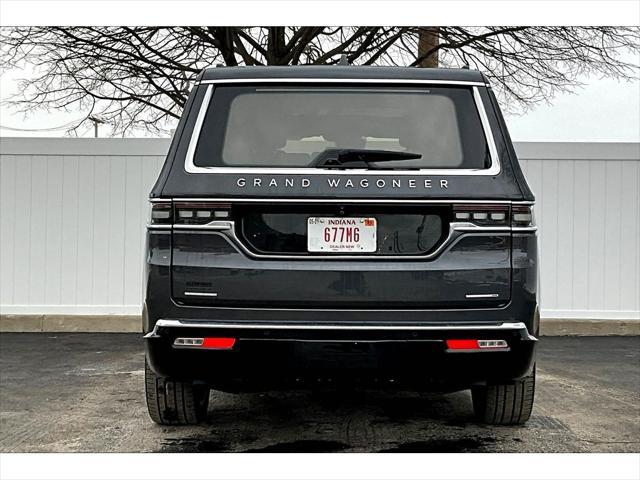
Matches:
[307,217,377,253]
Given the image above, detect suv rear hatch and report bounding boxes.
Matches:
[169,200,512,309]
[159,81,516,311]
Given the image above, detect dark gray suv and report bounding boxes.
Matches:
[144,66,538,426]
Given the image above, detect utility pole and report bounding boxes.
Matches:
[417,27,439,68]
[88,116,105,137]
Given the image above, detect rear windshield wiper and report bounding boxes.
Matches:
[310,148,422,169]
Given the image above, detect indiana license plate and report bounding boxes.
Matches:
[307,217,377,253]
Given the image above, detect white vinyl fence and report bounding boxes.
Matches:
[1,138,639,321]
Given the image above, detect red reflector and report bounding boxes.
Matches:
[201,337,236,350]
[446,339,479,350]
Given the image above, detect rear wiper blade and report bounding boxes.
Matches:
[310,148,422,169]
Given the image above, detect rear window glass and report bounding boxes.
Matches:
[194,86,489,169]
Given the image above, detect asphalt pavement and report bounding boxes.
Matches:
[0,333,638,453]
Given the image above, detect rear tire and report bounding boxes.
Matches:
[145,358,209,425]
[471,367,535,425]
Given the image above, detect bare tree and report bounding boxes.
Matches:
[1,26,638,135]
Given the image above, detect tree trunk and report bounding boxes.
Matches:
[417,27,439,68]
[210,27,238,66]
[267,27,286,65]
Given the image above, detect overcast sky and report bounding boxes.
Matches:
[506,73,640,142]
[1,56,639,142]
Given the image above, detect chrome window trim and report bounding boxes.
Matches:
[184,84,214,174]
[184,81,501,176]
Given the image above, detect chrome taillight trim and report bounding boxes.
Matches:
[170,219,510,260]
[184,83,500,176]
[173,220,233,231]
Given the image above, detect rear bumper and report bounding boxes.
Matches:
[144,320,537,391]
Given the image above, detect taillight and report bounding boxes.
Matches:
[149,201,172,226]
[173,337,236,350]
[174,202,232,225]
[453,204,534,228]
[511,205,534,227]
[453,204,509,226]
[446,339,508,351]
[446,339,479,350]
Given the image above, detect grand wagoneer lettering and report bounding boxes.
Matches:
[234,176,449,189]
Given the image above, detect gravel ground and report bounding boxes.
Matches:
[0,334,638,453]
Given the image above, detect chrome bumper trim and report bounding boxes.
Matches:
[169,198,534,204]
[145,320,535,339]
